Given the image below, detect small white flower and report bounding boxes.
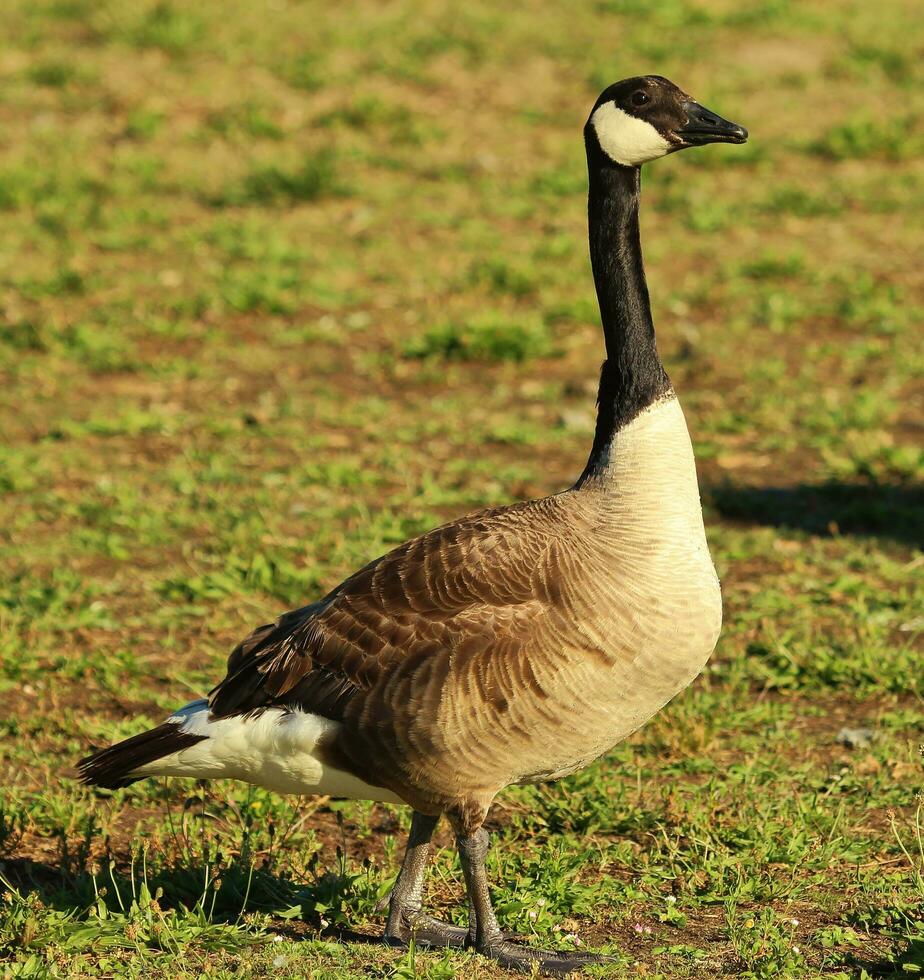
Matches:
[793,946,801,955]
[789,918,799,926]
[665,895,676,904]
[272,935,284,943]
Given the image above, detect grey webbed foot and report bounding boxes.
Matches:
[456,825,609,975]
[383,812,609,972]
[381,811,470,949]
[383,905,469,948]
[476,938,610,975]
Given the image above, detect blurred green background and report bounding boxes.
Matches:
[0,0,921,976]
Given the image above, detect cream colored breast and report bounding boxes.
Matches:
[583,391,721,658]
[509,395,722,783]
[591,394,712,538]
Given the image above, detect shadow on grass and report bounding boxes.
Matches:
[0,853,385,948]
[852,938,924,978]
[705,481,924,548]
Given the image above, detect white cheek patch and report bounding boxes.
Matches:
[591,102,671,167]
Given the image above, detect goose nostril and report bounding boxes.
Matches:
[702,115,718,126]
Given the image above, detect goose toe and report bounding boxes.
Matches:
[383,909,469,948]
[477,938,612,976]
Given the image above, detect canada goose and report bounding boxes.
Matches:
[78,75,747,974]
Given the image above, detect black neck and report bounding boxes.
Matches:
[576,148,670,486]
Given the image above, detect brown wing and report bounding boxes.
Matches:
[207,499,561,723]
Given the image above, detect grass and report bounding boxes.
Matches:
[0,0,922,976]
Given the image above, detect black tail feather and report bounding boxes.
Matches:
[77,723,207,789]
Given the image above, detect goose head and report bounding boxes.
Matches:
[587,75,747,168]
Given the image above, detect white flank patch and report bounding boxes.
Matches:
[590,103,671,167]
[134,699,403,804]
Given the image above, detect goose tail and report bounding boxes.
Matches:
[77,701,209,789]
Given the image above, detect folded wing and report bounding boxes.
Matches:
[208,501,561,727]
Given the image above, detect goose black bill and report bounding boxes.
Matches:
[677,100,748,145]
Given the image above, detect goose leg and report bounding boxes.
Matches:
[382,811,469,948]
[456,828,609,975]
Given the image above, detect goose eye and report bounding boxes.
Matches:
[630,91,650,108]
